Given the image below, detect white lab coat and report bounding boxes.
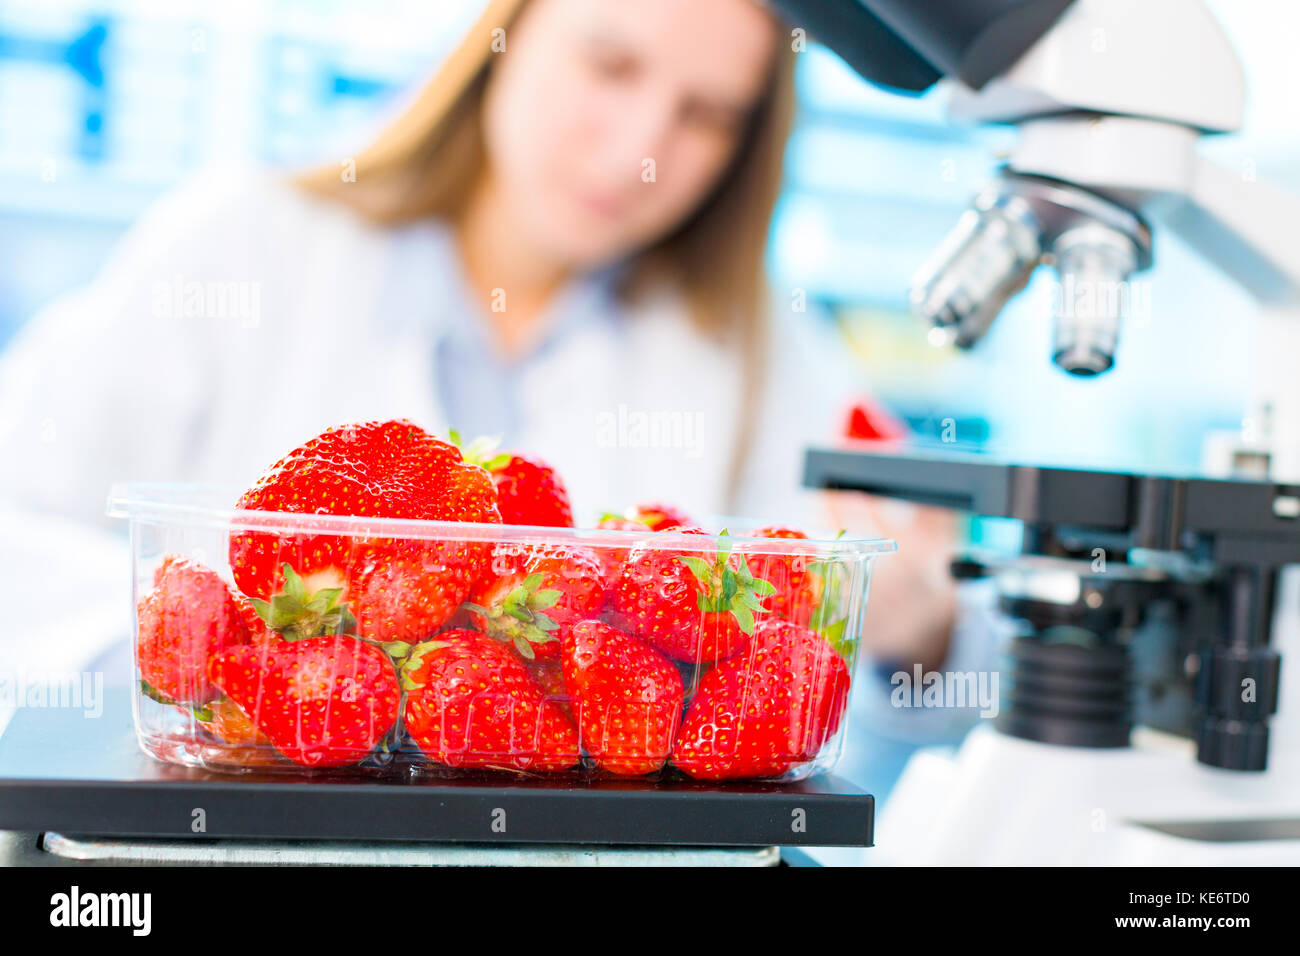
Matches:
[0,168,860,532]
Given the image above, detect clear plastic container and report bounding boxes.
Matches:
[108,484,894,782]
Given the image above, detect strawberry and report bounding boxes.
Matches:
[612,529,776,663]
[229,420,501,644]
[208,632,401,768]
[527,658,575,723]
[625,502,691,532]
[398,630,580,772]
[191,695,286,767]
[195,695,271,747]
[591,514,652,597]
[136,554,252,705]
[562,621,683,776]
[530,659,569,701]
[742,527,855,654]
[464,544,605,661]
[742,526,819,624]
[672,617,851,780]
[453,432,574,528]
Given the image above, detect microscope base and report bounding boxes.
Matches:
[870,725,1300,865]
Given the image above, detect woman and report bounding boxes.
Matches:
[0,0,961,672]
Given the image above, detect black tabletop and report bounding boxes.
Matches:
[0,690,874,847]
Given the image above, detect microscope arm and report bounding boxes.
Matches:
[1162,158,1300,309]
[767,0,1073,93]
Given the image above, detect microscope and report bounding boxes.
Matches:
[774,0,1300,862]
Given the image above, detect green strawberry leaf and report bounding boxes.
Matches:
[281,564,308,604]
[677,555,715,588]
[730,602,755,635]
[454,432,511,472]
[720,571,738,606]
[716,529,732,558]
[248,597,272,625]
[532,612,560,633]
[530,589,563,610]
[258,566,358,641]
[139,679,175,707]
[383,641,413,659]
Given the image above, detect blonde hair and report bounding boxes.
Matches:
[296,0,796,503]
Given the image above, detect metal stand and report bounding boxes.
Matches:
[33,833,781,867]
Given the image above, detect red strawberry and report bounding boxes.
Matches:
[399,630,580,772]
[196,695,271,747]
[192,695,285,767]
[626,502,691,532]
[527,658,574,723]
[743,526,819,624]
[229,420,501,644]
[612,529,776,663]
[136,554,252,705]
[562,621,683,776]
[672,618,851,780]
[465,544,605,661]
[454,432,573,527]
[530,659,569,700]
[592,515,652,597]
[208,633,401,768]
[742,527,854,654]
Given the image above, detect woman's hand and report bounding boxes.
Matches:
[824,490,960,672]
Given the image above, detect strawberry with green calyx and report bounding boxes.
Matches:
[612,528,777,663]
[463,545,605,661]
[136,554,253,706]
[208,632,401,768]
[671,617,852,780]
[230,420,501,645]
[451,430,574,528]
[246,563,357,642]
[562,620,684,776]
[397,629,580,772]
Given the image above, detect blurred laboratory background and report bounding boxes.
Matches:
[2,0,1294,474]
[3,0,1299,812]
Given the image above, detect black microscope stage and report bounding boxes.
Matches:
[0,690,874,850]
